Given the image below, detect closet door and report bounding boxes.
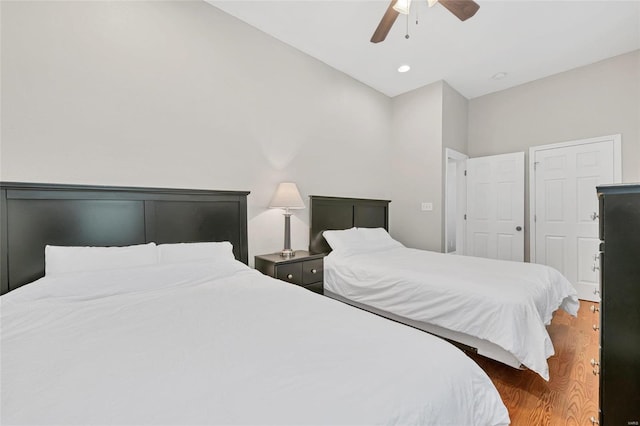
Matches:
[534,139,615,301]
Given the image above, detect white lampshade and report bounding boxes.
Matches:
[393,0,411,14]
[269,182,305,210]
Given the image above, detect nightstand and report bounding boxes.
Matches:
[255,250,325,294]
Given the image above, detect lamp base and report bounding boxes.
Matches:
[280,249,295,259]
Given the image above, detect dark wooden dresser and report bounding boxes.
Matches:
[595,184,640,425]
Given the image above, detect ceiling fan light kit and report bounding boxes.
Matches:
[393,0,412,15]
[371,0,480,44]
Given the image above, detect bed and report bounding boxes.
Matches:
[309,196,580,381]
[0,183,510,425]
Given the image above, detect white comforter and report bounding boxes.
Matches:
[1,259,510,425]
[325,247,580,381]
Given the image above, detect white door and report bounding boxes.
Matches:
[466,152,525,261]
[532,136,620,301]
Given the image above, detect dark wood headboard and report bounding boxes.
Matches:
[0,182,250,294]
[309,196,390,254]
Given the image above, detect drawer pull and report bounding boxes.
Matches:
[287,274,293,280]
[590,305,599,313]
[591,263,600,272]
[590,212,599,221]
[590,415,600,425]
[590,358,600,367]
[593,288,600,296]
[592,324,599,331]
[592,367,599,376]
[311,269,317,274]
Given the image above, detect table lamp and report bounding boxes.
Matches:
[269,182,305,258]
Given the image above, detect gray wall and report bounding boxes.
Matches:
[0,0,392,260]
[390,81,443,251]
[2,1,638,257]
[469,50,639,181]
[389,81,469,252]
[389,50,639,255]
[468,49,640,260]
[442,82,469,156]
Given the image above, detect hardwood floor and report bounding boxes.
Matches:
[467,300,599,425]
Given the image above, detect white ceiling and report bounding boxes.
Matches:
[208,0,640,99]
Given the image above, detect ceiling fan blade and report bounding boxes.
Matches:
[438,0,480,21]
[370,0,400,43]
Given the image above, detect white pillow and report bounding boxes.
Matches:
[323,227,403,257]
[355,227,402,248]
[45,242,158,276]
[322,227,360,253]
[157,241,235,264]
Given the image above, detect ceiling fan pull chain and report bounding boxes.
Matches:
[405,10,410,39]
[370,0,478,44]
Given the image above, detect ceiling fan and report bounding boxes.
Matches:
[371,0,480,43]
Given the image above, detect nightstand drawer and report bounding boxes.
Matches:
[302,258,323,285]
[254,251,325,294]
[275,262,303,285]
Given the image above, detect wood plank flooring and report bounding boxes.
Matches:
[467,300,600,425]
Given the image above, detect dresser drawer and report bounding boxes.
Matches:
[302,258,323,285]
[275,262,303,285]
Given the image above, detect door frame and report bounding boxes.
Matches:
[444,148,468,254]
[528,134,622,263]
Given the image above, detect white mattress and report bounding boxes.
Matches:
[1,259,510,425]
[324,247,580,381]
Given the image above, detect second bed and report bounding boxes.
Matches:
[310,196,579,381]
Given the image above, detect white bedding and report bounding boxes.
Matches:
[324,247,580,381]
[1,259,510,425]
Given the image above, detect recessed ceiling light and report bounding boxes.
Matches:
[398,65,411,73]
[491,72,508,80]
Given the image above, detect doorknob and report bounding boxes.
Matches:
[516,226,522,231]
